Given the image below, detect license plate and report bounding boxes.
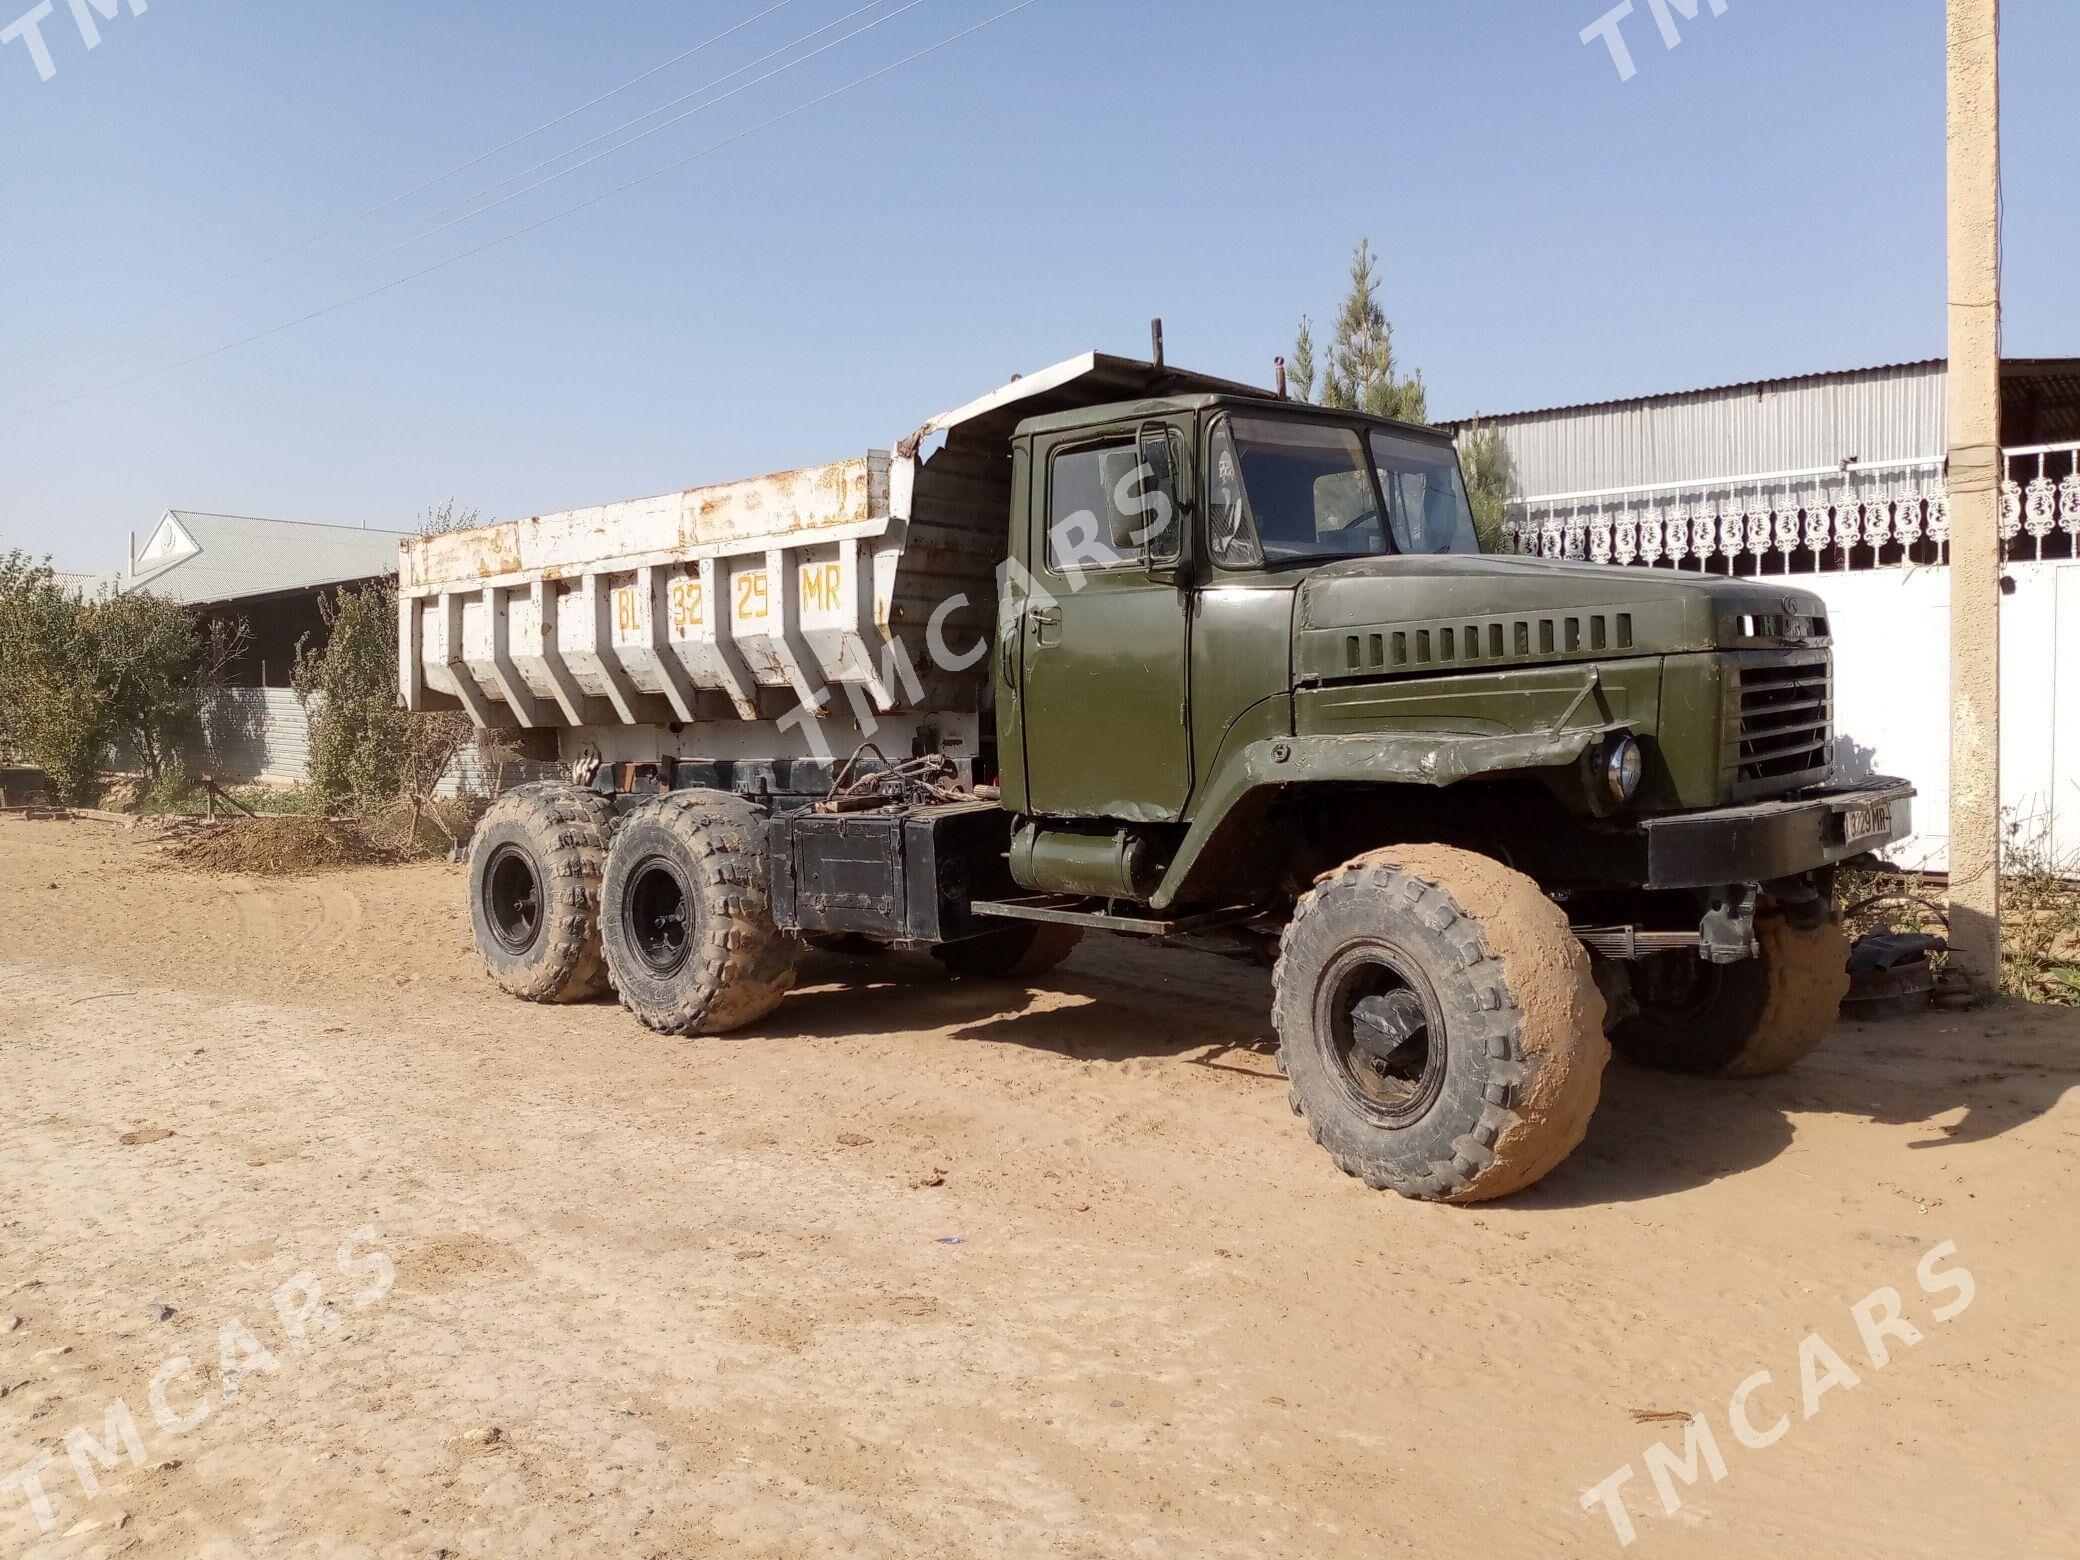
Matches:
[1842,801,1892,844]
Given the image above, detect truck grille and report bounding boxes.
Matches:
[1728,653,1832,791]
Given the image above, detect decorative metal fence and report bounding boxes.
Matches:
[1501,441,2080,572]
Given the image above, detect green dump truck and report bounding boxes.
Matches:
[400,348,1910,1202]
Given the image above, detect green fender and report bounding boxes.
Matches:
[1150,724,1618,911]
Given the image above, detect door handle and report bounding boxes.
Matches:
[1030,605,1062,647]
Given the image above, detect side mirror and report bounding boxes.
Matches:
[1136,423,1189,581]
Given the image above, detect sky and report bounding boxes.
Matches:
[0,0,2071,571]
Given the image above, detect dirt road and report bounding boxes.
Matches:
[3,816,2076,1558]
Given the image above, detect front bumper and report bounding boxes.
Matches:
[1640,777,1914,889]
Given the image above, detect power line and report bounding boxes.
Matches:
[6,0,913,398]
[4,0,800,378]
[7,0,1043,419]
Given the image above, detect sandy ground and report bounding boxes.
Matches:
[2,815,2077,1560]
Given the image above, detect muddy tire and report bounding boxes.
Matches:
[931,922,1083,980]
[1274,845,1608,1203]
[1613,913,1849,1078]
[467,782,615,1003]
[600,789,799,1035]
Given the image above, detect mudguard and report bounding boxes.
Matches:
[1151,726,1616,910]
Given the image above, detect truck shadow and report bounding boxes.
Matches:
[785,945,2079,1208]
[785,944,1280,1071]
[1518,1004,2080,1208]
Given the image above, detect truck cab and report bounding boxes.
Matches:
[995,392,1894,921]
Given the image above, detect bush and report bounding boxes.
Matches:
[293,581,473,815]
[0,554,102,801]
[0,552,241,804]
[1840,822,2080,1009]
[1999,821,2080,1007]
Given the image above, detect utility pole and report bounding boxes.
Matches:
[1945,0,2002,993]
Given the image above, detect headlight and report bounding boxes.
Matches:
[1604,736,1643,802]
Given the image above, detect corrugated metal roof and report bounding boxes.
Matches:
[1447,355,2080,428]
[1456,363,1950,498]
[90,511,407,606]
[1444,356,2080,498]
[1444,359,1945,426]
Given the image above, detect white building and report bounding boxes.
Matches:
[1449,357,2080,871]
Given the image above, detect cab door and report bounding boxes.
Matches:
[1015,423,1193,820]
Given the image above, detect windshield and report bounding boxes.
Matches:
[1216,415,1478,564]
[1370,429,1480,555]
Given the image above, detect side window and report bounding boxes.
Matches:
[1046,440,1172,574]
[1207,422,1262,568]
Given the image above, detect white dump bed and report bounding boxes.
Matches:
[399,454,945,727]
[399,352,1263,737]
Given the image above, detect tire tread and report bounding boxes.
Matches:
[1273,846,1608,1203]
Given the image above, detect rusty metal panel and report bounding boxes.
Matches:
[400,458,889,593]
[399,455,918,727]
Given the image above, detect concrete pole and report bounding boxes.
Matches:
[1945,0,2003,992]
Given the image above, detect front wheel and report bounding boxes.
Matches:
[1612,914,1849,1078]
[1274,845,1608,1203]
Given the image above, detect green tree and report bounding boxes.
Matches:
[1294,239,1428,424]
[1456,421,1518,554]
[1290,315,1319,404]
[0,554,104,801]
[92,590,245,785]
[0,552,244,803]
[294,581,472,811]
[418,498,483,537]
[1288,240,1524,551]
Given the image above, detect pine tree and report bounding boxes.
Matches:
[1287,240,1514,550]
[1456,421,1518,553]
[1290,315,1318,403]
[1295,239,1427,423]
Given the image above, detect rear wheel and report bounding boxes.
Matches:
[931,922,1083,979]
[467,782,614,1002]
[600,789,799,1035]
[1274,845,1608,1203]
[1612,913,1849,1078]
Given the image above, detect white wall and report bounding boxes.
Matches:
[194,688,549,798]
[1808,558,2080,871]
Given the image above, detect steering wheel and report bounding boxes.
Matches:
[1338,509,1384,548]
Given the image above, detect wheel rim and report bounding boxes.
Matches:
[483,843,544,956]
[1633,950,1724,1022]
[1316,942,1447,1128]
[626,853,693,977]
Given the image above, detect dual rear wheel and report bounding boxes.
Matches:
[466,782,795,1031]
[468,783,616,1003]
[598,789,800,1035]
[468,785,1081,1035]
